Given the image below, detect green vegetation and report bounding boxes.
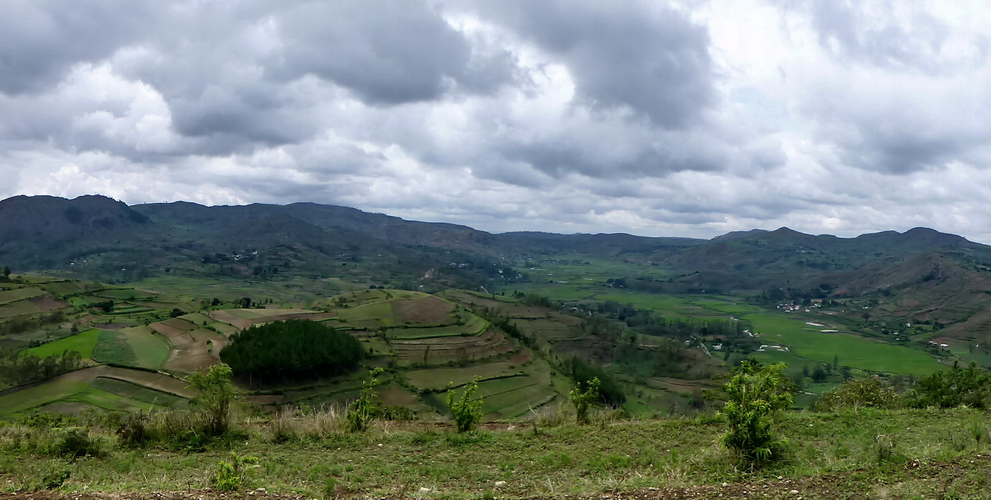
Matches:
[346,369,383,433]
[23,328,100,359]
[814,378,902,411]
[187,363,237,436]
[720,360,794,464]
[90,330,136,366]
[908,361,991,409]
[447,378,483,433]
[220,320,363,384]
[569,377,599,425]
[0,349,84,389]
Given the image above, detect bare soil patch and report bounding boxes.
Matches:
[29,295,66,311]
[392,296,454,324]
[152,322,219,374]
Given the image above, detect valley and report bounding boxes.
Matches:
[2,195,991,498]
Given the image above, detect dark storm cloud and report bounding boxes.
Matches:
[0,1,157,94]
[268,0,518,104]
[473,0,716,128]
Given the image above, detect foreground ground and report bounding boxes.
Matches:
[2,407,991,499]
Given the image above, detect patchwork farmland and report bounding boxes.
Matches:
[0,278,568,420]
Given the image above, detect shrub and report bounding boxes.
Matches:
[813,378,902,411]
[908,361,991,409]
[720,359,793,464]
[116,412,150,448]
[447,378,483,433]
[211,452,258,492]
[51,427,105,458]
[347,368,383,433]
[570,377,600,425]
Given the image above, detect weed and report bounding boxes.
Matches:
[116,412,149,448]
[270,407,298,444]
[211,452,258,492]
[970,418,987,445]
[51,427,105,458]
[322,476,338,499]
[33,465,71,491]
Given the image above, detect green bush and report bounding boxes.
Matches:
[187,363,238,436]
[720,359,793,464]
[570,377,600,425]
[447,378,483,433]
[116,412,150,448]
[813,378,902,411]
[51,427,105,458]
[347,368,383,433]
[211,452,258,492]
[908,361,991,409]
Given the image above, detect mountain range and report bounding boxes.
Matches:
[3,194,991,343]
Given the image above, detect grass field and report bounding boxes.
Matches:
[24,328,101,359]
[406,361,526,390]
[0,377,90,417]
[744,312,943,375]
[90,330,137,366]
[1,407,989,498]
[0,287,45,305]
[121,327,170,370]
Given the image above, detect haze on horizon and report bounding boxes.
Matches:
[2,1,991,243]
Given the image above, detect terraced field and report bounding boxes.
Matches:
[2,280,568,420]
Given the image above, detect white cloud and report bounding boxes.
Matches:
[2,0,991,243]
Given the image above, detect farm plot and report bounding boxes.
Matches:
[516,317,582,342]
[392,330,513,365]
[0,287,45,305]
[24,328,101,359]
[91,330,137,365]
[151,320,225,373]
[405,360,525,391]
[744,312,943,376]
[121,326,170,370]
[0,299,47,318]
[335,301,394,329]
[391,295,455,324]
[0,365,192,417]
[387,316,488,340]
[91,377,186,407]
[480,379,558,419]
[207,309,335,331]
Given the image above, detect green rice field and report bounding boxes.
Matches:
[24,328,101,359]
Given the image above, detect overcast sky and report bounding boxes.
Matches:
[3,0,991,242]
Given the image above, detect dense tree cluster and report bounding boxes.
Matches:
[219,319,363,384]
[908,361,991,409]
[0,349,83,387]
[567,357,625,407]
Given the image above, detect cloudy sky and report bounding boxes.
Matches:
[3,0,991,242]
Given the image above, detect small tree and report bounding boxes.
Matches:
[188,362,238,436]
[347,368,383,433]
[570,377,600,425]
[447,378,483,433]
[1,266,9,279]
[720,359,793,464]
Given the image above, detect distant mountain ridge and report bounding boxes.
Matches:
[3,194,991,301]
